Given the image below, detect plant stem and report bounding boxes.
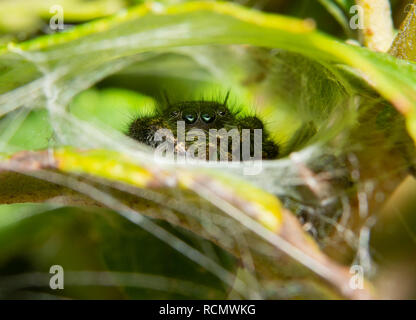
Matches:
[356,0,394,52]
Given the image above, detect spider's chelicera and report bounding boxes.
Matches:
[127,95,279,162]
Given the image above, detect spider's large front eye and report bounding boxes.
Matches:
[201,112,215,123]
[183,112,197,124]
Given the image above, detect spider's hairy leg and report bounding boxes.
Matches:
[235,116,280,160]
[127,115,172,148]
[261,139,280,160]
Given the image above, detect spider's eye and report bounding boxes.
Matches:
[183,112,197,124]
[170,111,179,117]
[201,113,215,123]
[218,109,227,116]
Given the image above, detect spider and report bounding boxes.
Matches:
[127,93,279,161]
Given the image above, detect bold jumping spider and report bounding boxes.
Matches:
[127,94,279,160]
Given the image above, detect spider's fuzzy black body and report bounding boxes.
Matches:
[127,97,279,160]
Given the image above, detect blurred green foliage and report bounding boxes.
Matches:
[0,204,236,299]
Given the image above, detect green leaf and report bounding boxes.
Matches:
[0,149,374,299]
